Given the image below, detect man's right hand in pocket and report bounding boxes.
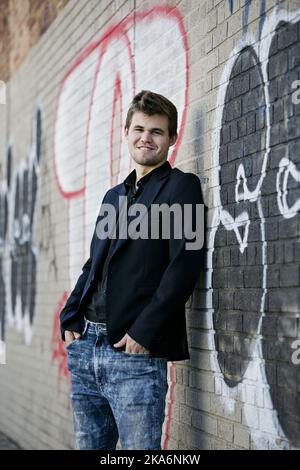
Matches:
[65,330,81,347]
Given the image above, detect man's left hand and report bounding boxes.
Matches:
[114,333,150,354]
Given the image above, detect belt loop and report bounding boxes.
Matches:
[82,318,89,337]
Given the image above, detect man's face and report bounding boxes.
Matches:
[124,112,177,167]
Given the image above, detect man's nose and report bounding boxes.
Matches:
[140,131,152,143]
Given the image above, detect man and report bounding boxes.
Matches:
[60,90,205,450]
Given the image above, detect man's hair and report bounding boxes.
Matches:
[125,90,178,138]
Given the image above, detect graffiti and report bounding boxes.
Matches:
[0,146,12,361]
[277,157,300,218]
[242,0,252,34]
[0,108,42,347]
[49,0,300,449]
[292,80,300,104]
[291,340,300,365]
[9,108,42,344]
[259,0,266,38]
[261,17,300,448]
[39,203,58,279]
[53,5,188,289]
[51,291,70,394]
[39,156,58,281]
[228,0,266,38]
[210,9,300,448]
[52,5,189,447]
[213,45,266,385]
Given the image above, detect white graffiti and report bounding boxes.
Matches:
[220,208,250,254]
[54,7,188,290]
[277,157,300,219]
[4,106,42,345]
[208,7,300,449]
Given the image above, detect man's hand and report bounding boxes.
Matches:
[114,333,150,354]
[65,330,81,347]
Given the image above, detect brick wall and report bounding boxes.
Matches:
[0,0,9,83]
[0,0,70,80]
[0,0,299,450]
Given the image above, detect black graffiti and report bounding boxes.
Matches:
[258,0,266,39]
[242,0,252,34]
[227,0,266,38]
[10,108,42,326]
[261,20,300,448]
[39,201,58,280]
[0,147,12,341]
[213,20,300,447]
[0,108,42,343]
[213,46,266,386]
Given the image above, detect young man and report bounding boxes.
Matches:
[60,90,205,450]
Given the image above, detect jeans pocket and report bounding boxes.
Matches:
[66,319,89,350]
[66,338,79,350]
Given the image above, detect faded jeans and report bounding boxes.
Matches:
[66,318,169,450]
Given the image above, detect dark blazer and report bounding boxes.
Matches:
[60,161,205,361]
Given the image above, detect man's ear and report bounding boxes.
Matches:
[124,126,129,138]
[170,134,177,146]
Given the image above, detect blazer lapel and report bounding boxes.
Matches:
[108,161,172,262]
[90,187,126,271]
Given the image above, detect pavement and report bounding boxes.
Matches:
[0,431,21,450]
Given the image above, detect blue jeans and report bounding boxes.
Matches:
[66,318,169,450]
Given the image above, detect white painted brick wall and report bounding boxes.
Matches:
[0,0,299,451]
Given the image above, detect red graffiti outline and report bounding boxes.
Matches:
[110,72,125,188]
[54,5,188,198]
[51,291,70,392]
[53,5,189,450]
[82,29,134,257]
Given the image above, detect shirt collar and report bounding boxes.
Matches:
[124,160,170,191]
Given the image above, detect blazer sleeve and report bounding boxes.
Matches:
[59,191,109,341]
[59,229,97,341]
[127,173,205,350]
